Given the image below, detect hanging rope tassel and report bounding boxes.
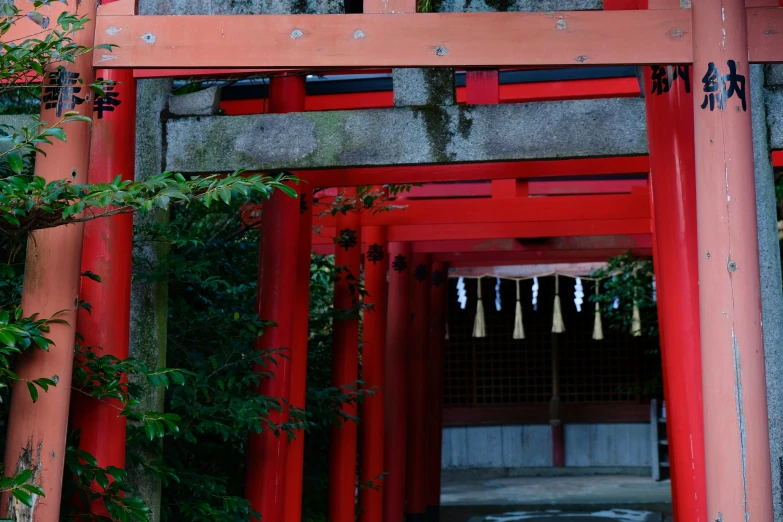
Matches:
[593,285,604,341]
[631,298,642,337]
[445,321,450,341]
[513,279,525,340]
[473,278,486,338]
[552,275,565,333]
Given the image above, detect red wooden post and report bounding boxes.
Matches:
[283,185,314,522]
[69,65,136,514]
[384,241,412,522]
[329,196,362,522]
[426,262,448,522]
[691,0,775,519]
[359,226,389,522]
[643,65,707,522]
[405,253,432,522]
[1,2,96,520]
[246,73,305,522]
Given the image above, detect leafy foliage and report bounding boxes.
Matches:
[590,253,658,338]
[0,170,296,237]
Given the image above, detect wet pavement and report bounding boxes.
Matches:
[441,475,671,522]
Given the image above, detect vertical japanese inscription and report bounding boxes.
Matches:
[700,60,746,112]
[94,78,122,119]
[42,66,85,117]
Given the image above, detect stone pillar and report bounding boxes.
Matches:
[128,78,173,522]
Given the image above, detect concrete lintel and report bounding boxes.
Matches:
[168,86,222,116]
[165,97,648,173]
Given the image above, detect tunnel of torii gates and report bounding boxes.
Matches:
[8,0,783,521]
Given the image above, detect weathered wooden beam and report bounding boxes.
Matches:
[92,10,693,68]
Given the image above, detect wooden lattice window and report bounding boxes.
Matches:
[444,277,661,408]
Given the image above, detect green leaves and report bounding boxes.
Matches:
[0,170,297,235]
[0,469,44,509]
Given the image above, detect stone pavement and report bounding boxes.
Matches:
[440,475,672,522]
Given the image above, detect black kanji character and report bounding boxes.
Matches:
[701,62,725,111]
[336,229,358,251]
[650,65,670,95]
[392,254,408,272]
[723,59,746,111]
[414,264,427,282]
[366,244,385,264]
[673,65,691,94]
[432,270,443,287]
[299,192,308,214]
[94,78,121,120]
[42,67,85,117]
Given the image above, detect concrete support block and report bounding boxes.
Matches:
[766,64,783,87]
[763,89,783,150]
[392,68,455,107]
[434,0,599,13]
[165,97,648,173]
[168,86,222,116]
[139,0,342,14]
[751,64,783,522]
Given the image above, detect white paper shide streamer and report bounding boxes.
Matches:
[574,277,584,312]
[457,276,467,310]
[473,278,486,338]
[513,280,525,340]
[495,277,502,312]
[592,284,604,340]
[532,277,539,311]
[551,275,565,333]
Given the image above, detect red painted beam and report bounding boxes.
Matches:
[302,156,650,186]
[312,219,651,244]
[430,248,652,265]
[312,193,650,227]
[412,234,653,253]
[220,77,640,115]
[400,178,647,199]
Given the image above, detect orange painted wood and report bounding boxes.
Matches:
[92,10,693,68]
[747,7,783,62]
[1,1,96,520]
[364,0,416,14]
[302,156,651,186]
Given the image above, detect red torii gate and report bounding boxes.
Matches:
[3,0,778,522]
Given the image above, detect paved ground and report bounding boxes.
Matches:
[441,475,672,522]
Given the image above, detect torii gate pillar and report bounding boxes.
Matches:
[643,63,707,522]
[691,0,774,519]
[246,73,304,522]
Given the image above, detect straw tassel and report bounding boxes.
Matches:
[551,275,565,333]
[513,280,525,340]
[631,299,642,337]
[473,278,486,338]
[592,285,604,340]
